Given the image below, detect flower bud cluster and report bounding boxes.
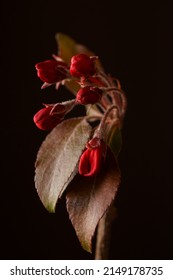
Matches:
[34,49,126,176]
[34,53,106,131]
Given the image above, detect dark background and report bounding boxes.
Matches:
[1,1,172,259]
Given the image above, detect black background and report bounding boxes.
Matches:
[1,1,172,260]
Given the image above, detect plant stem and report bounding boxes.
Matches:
[95,203,117,260]
[94,105,119,139]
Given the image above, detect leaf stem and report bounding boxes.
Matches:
[95,203,117,259]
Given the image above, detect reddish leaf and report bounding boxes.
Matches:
[35,117,92,213]
[66,150,121,252]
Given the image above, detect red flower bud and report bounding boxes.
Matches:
[76,86,102,104]
[33,106,63,131]
[35,60,68,84]
[70,54,95,78]
[79,142,104,176]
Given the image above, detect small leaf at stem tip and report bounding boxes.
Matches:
[55,33,77,65]
[66,150,121,253]
[55,33,104,95]
[35,117,92,213]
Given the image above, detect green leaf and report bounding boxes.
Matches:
[55,33,78,65]
[35,117,92,213]
[66,150,121,253]
[106,124,122,157]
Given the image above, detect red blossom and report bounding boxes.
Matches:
[76,86,102,105]
[35,60,68,84]
[70,54,95,78]
[33,106,63,131]
[79,143,105,176]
